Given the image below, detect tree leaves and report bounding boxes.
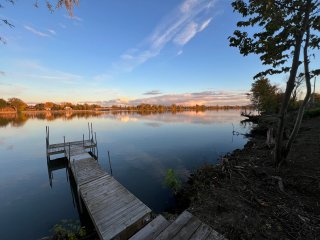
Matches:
[229,0,320,79]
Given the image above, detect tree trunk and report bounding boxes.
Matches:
[274,0,311,167]
[285,27,312,157]
[274,35,303,167]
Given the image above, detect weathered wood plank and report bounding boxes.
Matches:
[64,142,151,240]
[172,215,201,240]
[100,204,151,240]
[189,223,212,240]
[205,229,226,240]
[155,211,193,240]
[129,215,170,240]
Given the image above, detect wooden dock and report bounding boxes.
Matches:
[45,125,227,240]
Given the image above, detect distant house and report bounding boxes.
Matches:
[64,106,72,111]
[45,107,51,111]
[26,106,36,111]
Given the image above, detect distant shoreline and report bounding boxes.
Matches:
[0,108,251,115]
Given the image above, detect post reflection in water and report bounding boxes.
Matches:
[46,156,96,231]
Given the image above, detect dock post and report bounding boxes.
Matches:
[91,123,93,142]
[95,132,98,160]
[46,126,48,158]
[88,122,90,141]
[108,150,113,176]
[83,134,84,147]
[64,136,66,157]
[68,143,71,167]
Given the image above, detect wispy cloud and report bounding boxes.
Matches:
[199,17,212,31]
[143,90,162,95]
[59,23,67,29]
[24,25,57,37]
[177,50,183,56]
[24,25,50,37]
[12,60,84,84]
[0,82,27,96]
[64,14,83,22]
[97,90,249,106]
[116,0,216,71]
[48,29,56,35]
[0,71,5,76]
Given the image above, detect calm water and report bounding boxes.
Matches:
[0,110,249,239]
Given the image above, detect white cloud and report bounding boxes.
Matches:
[116,0,216,71]
[174,21,198,45]
[64,14,83,22]
[24,25,50,37]
[199,17,212,32]
[177,50,183,56]
[12,60,84,84]
[97,90,249,106]
[180,0,198,13]
[48,29,56,35]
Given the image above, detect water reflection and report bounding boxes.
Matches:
[0,110,245,128]
[0,109,249,239]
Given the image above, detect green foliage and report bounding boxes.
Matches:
[52,219,86,240]
[7,97,27,111]
[165,169,181,194]
[0,98,7,108]
[304,108,320,118]
[250,78,280,113]
[229,0,320,79]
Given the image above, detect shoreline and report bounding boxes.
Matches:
[176,115,320,239]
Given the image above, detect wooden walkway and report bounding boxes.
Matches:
[45,125,227,240]
[130,211,226,240]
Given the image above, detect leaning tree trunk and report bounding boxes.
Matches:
[285,27,312,157]
[274,1,311,167]
[274,34,304,167]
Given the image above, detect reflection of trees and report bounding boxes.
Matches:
[0,111,107,128]
[0,113,28,128]
[0,110,247,127]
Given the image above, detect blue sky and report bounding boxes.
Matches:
[0,0,288,105]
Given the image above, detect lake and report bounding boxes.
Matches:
[0,110,250,239]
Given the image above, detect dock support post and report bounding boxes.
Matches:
[91,123,93,142]
[95,132,98,160]
[68,143,71,167]
[108,150,113,176]
[83,134,84,147]
[88,122,90,141]
[64,136,66,157]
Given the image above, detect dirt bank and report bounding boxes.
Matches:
[178,116,320,239]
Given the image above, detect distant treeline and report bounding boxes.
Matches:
[0,97,251,113]
[0,98,101,112]
[106,104,249,112]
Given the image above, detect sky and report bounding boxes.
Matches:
[0,0,314,106]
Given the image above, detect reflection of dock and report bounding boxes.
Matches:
[45,125,226,239]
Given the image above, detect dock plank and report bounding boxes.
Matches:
[172,215,202,240]
[189,223,212,240]
[129,215,170,240]
[61,142,151,240]
[155,211,193,240]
